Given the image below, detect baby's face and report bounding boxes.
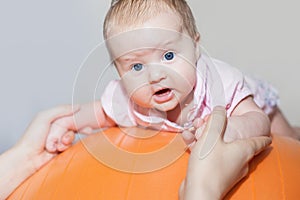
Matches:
[106,12,199,112]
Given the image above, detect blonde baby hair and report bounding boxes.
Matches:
[103,0,199,39]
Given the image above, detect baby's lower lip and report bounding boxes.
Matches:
[153,89,174,103]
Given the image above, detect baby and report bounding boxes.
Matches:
[46,0,298,152]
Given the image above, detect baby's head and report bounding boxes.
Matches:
[103,0,201,113]
[103,0,199,40]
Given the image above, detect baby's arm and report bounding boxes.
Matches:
[224,96,270,142]
[46,101,115,152]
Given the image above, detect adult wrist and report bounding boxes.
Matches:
[182,176,222,200]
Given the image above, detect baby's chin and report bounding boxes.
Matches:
[152,100,179,112]
[131,98,179,113]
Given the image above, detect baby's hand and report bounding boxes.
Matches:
[46,116,94,153]
[46,102,102,152]
[182,115,210,148]
[46,116,77,153]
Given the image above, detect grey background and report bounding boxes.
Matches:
[0,0,299,153]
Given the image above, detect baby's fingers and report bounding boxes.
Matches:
[45,138,58,153]
[57,131,75,152]
[182,130,196,146]
[61,131,75,146]
[193,118,205,129]
[182,118,207,148]
[46,123,68,153]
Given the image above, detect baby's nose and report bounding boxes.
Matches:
[148,66,166,84]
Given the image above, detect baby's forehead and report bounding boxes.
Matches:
[105,28,196,62]
[106,28,192,56]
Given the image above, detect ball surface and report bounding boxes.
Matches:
[8,128,300,199]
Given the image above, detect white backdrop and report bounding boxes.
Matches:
[1,0,299,153]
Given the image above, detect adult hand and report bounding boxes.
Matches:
[179,106,272,200]
[0,105,79,199]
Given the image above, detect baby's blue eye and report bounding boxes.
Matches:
[164,52,175,61]
[132,63,143,71]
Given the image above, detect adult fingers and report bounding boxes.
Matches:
[33,104,80,125]
[194,123,206,140]
[22,105,80,147]
[235,136,272,161]
[26,104,80,135]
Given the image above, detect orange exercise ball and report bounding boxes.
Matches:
[8,127,300,199]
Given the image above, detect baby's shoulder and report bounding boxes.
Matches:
[199,55,244,82]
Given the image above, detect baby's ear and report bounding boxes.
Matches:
[194,32,200,43]
[194,33,201,58]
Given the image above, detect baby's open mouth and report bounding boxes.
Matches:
[154,88,171,96]
[153,88,174,103]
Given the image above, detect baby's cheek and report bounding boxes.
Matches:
[179,69,196,89]
[131,91,152,108]
[121,72,147,90]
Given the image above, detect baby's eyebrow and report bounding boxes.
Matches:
[115,56,143,68]
[118,56,132,62]
[118,49,155,61]
[117,55,137,63]
[162,39,174,47]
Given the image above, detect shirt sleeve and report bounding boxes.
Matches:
[211,58,252,116]
[100,80,137,127]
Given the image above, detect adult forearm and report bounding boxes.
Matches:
[0,147,36,199]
